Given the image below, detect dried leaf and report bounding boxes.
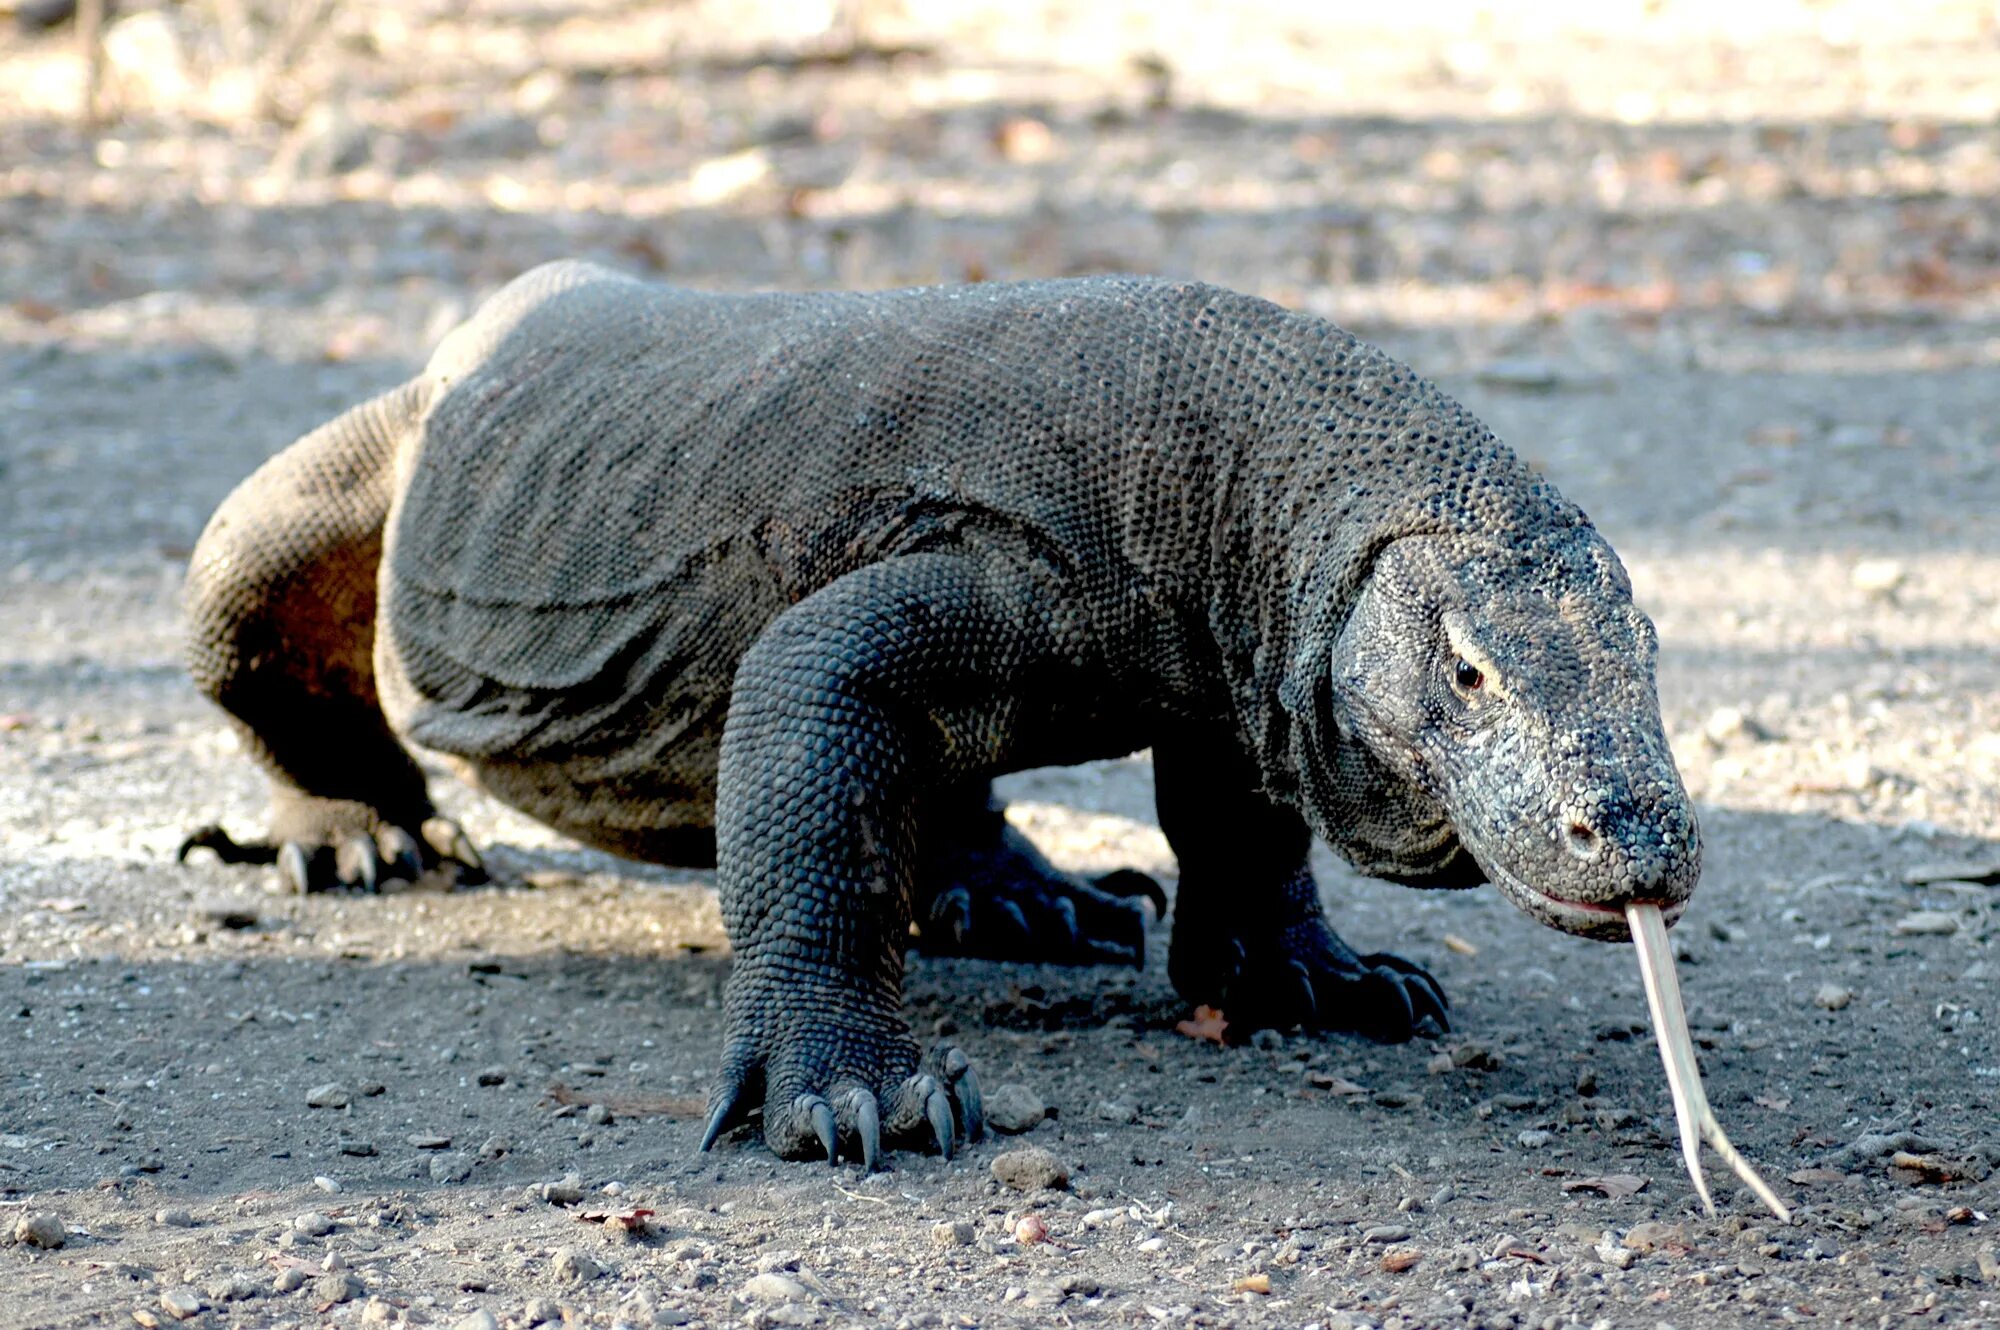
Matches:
[576,1207,654,1235]
[1561,1173,1649,1199]
[1231,1272,1271,1294]
[1174,1005,1230,1045]
[1753,1094,1792,1110]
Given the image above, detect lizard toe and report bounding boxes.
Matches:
[422,817,487,885]
[375,825,425,882]
[335,834,383,892]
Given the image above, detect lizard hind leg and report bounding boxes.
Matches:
[179,382,484,893]
[911,781,1164,967]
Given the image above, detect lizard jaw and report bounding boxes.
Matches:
[1477,855,1687,941]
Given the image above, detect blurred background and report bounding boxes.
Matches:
[7,0,2000,367]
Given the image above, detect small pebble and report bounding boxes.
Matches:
[476,1065,509,1086]
[15,1213,66,1248]
[1363,1225,1412,1243]
[208,1273,259,1303]
[740,1272,812,1303]
[159,1289,204,1321]
[452,1313,500,1330]
[1893,911,1959,936]
[984,1083,1048,1134]
[1136,1236,1167,1253]
[541,1173,585,1204]
[585,1103,614,1126]
[1517,1129,1553,1149]
[314,1175,342,1193]
[431,1152,474,1183]
[292,1211,334,1237]
[1014,1213,1049,1244]
[315,1272,362,1304]
[1850,558,1906,597]
[273,1268,308,1294]
[360,1298,396,1327]
[524,1298,562,1324]
[323,1250,347,1271]
[990,1146,1069,1191]
[155,1207,194,1228]
[1622,1221,1687,1253]
[1815,983,1853,1011]
[1095,1099,1138,1124]
[305,1083,351,1109]
[408,1133,452,1149]
[552,1246,602,1282]
[1596,1241,1638,1270]
[931,1220,973,1247]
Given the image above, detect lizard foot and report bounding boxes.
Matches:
[177,817,487,893]
[701,1002,984,1170]
[918,870,1160,967]
[914,811,1163,966]
[1171,913,1449,1044]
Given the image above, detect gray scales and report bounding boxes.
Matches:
[178,261,1699,1168]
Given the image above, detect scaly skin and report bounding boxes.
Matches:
[181,261,1699,1169]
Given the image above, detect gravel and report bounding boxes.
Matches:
[990,1146,1070,1191]
[983,1082,1048,1134]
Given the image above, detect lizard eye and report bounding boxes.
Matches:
[1452,657,1484,693]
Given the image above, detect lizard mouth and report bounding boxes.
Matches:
[1479,856,1687,941]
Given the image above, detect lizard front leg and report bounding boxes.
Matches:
[703,553,1079,1168]
[1157,732,1449,1042]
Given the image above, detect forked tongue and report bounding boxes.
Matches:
[1626,902,1791,1223]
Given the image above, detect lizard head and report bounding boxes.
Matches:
[1297,527,1699,942]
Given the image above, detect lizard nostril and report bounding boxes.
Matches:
[1564,820,1602,861]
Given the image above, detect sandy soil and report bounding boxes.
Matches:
[1,3,1996,1327]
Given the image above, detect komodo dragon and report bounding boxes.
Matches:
[179,260,1699,1170]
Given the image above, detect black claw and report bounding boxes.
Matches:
[935,886,973,945]
[422,818,487,883]
[925,1085,956,1160]
[853,1091,881,1173]
[337,835,382,892]
[277,842,313,894]
[377,826,424,882]
[809,1098,838,1165]
[1366,966,1419,1042]
[700,1079,744,1152]
[1094,868,1168,923]
[1051,896,1080,955]
[994,899,1031,945]
[1287,959,1318,1027]
[1404,975,1451,1034]
[945,1048,984,1143]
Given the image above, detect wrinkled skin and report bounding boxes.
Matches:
[1300,532,1699,940]
[178,263,1701,1173]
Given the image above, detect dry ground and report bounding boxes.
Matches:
[1,3,1996,1328]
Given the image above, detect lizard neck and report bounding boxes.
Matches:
[1191,321,1584,810]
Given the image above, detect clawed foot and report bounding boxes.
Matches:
[919,867,1163,967]
[702,1000,984,1170]
[1172,911,1450,1044]
[914,804,1164,966]
[176,817,487,893]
